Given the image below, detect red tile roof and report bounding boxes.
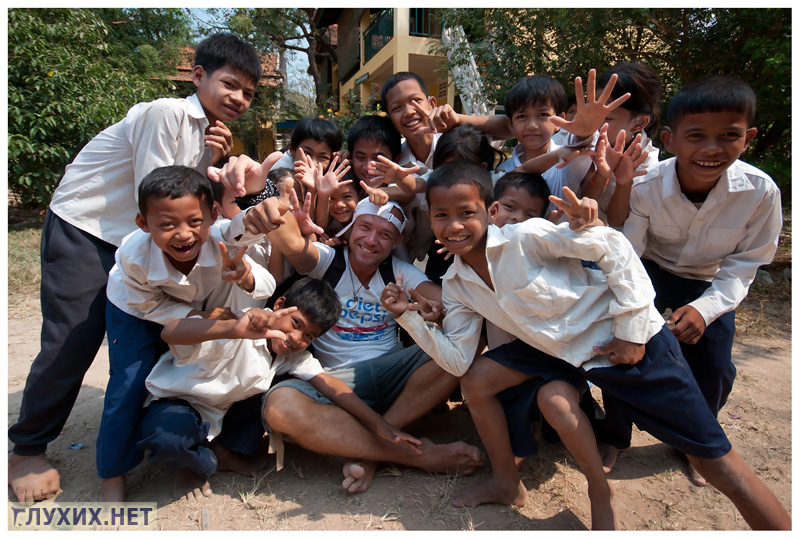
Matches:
[169,46,281,86]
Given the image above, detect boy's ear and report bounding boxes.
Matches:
[210,202,220,222]
[553,112,566,132]
[488,201,500,221]
[744,127,758,148]
[135,212,149,233]
[273,296,286,309]
[427,95,437,110]
[659,127,674,153]
[191,65,206,89]
[633,114,651,133]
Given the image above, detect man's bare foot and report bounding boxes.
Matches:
[174,469,212,501]
[100,475,126,502]
[452,477,527,507]
[588,482,618,530]
[598,443,620,473]
[342,460,378,493]
[414,439,484,475]
[211,442,263,477]
[8,453,61,503]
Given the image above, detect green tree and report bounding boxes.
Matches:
[439,8,791,199]
[8,8,194,207]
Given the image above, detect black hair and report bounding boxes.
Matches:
[426,160,494,210]
[137,166,213,216]
[282,277,341,334]
[194,33,261,86]
[346,115,402,158]
[504,75,567,117]
[432,124,505,171]
[209,175,226,204]
[598,62,662,139]
[565,94,577,110]
[380,72,429,111]
[666,74,756,129]
[493,172,551,218]
[290,116,343,153]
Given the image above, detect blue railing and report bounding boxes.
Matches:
[409,8,442,37]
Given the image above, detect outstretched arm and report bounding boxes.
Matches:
[161,307,297,345]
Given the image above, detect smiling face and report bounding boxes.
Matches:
[507,101,562,160]
[489,186,547,227]
[329,183,359,224]
[135,194,218,273]
[193,64,255,126]
[661,110,757,196]
[428,183,489,264]
[351,138,393,187]
[268,298,324,356]
[347,213,402,269]
[385,79,436,142]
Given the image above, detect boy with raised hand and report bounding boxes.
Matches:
[139,277,421,500]
[381,160,789,530]
[8,32,261,503]
[98,166,277,501]
[601,75,783,484]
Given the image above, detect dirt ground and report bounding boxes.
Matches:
[6,220,793,531]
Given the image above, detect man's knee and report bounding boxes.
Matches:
[263,387,316,434]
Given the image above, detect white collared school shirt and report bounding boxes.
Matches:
[623,158,782,325]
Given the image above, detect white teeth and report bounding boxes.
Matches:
[695,161,723,167]
[446,236,467,242]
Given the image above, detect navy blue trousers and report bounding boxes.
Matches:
[9,212,117,456]
[96,303,167,478]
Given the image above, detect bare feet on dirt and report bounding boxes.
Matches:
[451,476,527,507]
[598,443,620,474]
[588,482,618,530]
[8,453,61,503]
[212,442,264,477]
[342,460,378,493]
[174,469,213,501]
[414,439,484,475]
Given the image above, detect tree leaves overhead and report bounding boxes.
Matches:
[439,8,790,195]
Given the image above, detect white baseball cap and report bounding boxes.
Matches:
[336,199,407,237]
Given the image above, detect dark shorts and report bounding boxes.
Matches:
[485,339,591,457]
[262,343,431,432]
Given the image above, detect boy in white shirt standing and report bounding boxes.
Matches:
[381,160,789,530]
[608,75,782,484]
[8,32,261,503]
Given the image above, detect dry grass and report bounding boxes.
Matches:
[7,227,42,306]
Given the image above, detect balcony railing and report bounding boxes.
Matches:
[409,8,442,37]
[364,9,394,63]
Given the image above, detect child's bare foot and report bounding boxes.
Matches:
[8,453,61,503]
[342,460,377,493]
[211,442,263,477]
[598,443,620,473]
[415,439,484,475]
[452,477,527,507]
[100,475,126,502]
[686,460,707,486]
[588,482,618,530]
[174,469,212,501]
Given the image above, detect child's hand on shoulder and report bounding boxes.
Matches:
[380,273,411,316]
[593,337,645,365]
[666,305,706,344]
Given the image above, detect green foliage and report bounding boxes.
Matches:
[439,8,791,202]
[8,8,193,207]
[322,85,383,137]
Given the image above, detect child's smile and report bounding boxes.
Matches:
[428,184,489,261]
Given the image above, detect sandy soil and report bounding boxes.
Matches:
[6,291,792,531]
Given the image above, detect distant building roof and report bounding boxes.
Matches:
[169,46,281,86]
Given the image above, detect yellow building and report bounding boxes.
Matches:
[314,8,457,111]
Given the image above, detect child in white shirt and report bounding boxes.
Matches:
[139,277,421,500]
